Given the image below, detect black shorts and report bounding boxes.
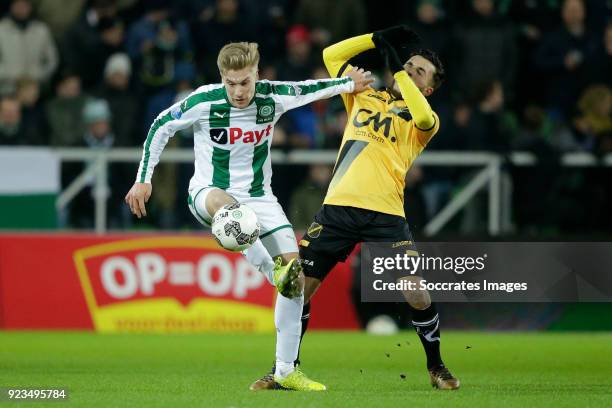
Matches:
[299,204,417,281]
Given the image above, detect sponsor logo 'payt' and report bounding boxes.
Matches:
[210,124,272,145]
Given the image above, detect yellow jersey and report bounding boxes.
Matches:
[322,34,440,217]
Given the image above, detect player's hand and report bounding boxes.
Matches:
[372,25,420,50]
[377,38,405,74]
[125,182,152,219]
[345,66,374,93]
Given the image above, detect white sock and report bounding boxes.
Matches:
[274,293,304,379]
[275,361,295,379]
[242,239,275,285]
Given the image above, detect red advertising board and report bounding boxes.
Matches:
[0,234,359,331]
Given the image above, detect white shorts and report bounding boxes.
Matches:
[187,186,298,257]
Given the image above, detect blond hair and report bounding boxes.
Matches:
[217,42,260,75]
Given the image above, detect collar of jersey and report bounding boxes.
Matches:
[223,87,257,109]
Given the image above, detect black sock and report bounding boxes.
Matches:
[294,302,311,366]
[411,303,443,370]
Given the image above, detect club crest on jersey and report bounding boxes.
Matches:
[307,222,323,238]
[258,105,273,117]
[256,102,275,124]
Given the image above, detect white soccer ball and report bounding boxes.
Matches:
[366,315,399,335]
[211,203,260,252]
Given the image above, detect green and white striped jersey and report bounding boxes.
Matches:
[136,77,354,198]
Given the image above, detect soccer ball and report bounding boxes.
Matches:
[211,203,260,251]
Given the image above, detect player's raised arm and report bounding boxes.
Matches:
[376,34,442,144]
[322,25,419,113]
[126,89,208,218]
[322,33,375,79]
[387,49,435,130]
[322,33,375,113]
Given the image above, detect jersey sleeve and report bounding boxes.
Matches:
[270,77,355,112]
[412,111,440,147]
[322,33,376,113]
[393,70,436,132]
[136,96,205,183]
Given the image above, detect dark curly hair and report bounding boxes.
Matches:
[409,48,445,91]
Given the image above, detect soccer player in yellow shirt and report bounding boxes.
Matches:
[250,25,459,391]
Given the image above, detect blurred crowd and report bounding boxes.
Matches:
[0,0,610,234]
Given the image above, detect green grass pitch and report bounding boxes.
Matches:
[1,331,611,407]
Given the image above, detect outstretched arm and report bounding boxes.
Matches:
[270,68,372,113]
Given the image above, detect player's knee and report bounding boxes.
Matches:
[397,276,431,310]
[406,288,431,309]
[408,295,431,310]
[205,189,236,216]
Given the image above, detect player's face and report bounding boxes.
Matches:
[394,55,436,97]
[222,67,258,109]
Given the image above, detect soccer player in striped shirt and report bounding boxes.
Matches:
[125,42,373,391]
